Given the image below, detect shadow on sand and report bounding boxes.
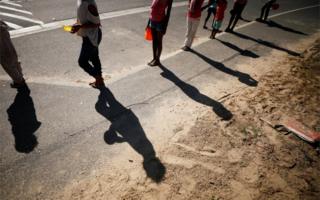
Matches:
[95,86,166,182]
[189,49,258,87]
[159,65,233,121]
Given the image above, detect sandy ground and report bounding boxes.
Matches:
[158,38,320,200]
[51,34,320,200]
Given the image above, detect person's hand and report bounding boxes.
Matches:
[70,24,81,34]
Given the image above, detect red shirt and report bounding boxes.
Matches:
[150,0,170,22]
[188,0,205,19]
[215,0,228,21]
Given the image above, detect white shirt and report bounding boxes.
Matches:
[77,0,101,46]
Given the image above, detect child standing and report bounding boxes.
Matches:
[182,0,205,51]
[257,0,277,22]
[210,0,227,39]
[225,0,248,32]
[147,0,173,67]
[202,0,218,29]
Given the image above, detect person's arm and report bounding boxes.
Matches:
[201,0,213,11]
[163,0,173,34]
[189,0,196,13]
[166,0,173,21]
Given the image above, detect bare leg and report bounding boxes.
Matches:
[151,28,158,62]
[210,30,217,39]
[148,29,162,66]
[264,4,272,21]
[226,14,235,31]
[231,15,240,30]
[156,31,163,64]
[203,10,212,28]
[258,4,267,20]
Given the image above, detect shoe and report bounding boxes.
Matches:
[181,46,191,51]
[203,25,208,29]
[89,76,105,88]
[225,28,233,33]
[256,18,264,22]
[10,80,26,88]
[148,60,161,67]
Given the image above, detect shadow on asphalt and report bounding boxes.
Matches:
[264,20,308,35]
[7,84,41,153]
[189,49,258,87]
[239,18,251,23]
[230,31,301,56]
[159,65,233,121]
[216,38,260,58]
[95,86,166,183]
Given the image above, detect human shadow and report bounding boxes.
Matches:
[7,85,41,153]
[189,49,258,87]
[95,86,166,182]
[230,31,301,56]
[265,20,308,35]
[240,18,251,23]
[158,65,233,121]
[216,38,260,58]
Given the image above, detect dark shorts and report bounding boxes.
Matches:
[149,19,165,32]
[208,7,216,14]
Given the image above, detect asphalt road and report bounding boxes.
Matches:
[0,0,319,199]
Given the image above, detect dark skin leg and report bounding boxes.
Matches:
[210,30,217,39]
[264,5,271,21]
[151,28,157,62]
[156,31,163,63]
[148,29,163,66]
[259,4,267,20]
[226,14,236,30]
[231,15,240,30]
[204,10,213,28]
[148,28,163,66]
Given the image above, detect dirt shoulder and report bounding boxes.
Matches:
[155,37,320,200]
[56,35,320,200]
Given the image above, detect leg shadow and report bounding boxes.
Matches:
[230,31,301,56]
[266,20,308,35]
[216,38,260,58]
[95,86,166,182]
[159,65,233,121]
[7,85,41,153]
[239,18,251,22]
[189,49,258,87]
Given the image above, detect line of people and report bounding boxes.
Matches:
[181,0,278,50]
[1,0,279,89]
